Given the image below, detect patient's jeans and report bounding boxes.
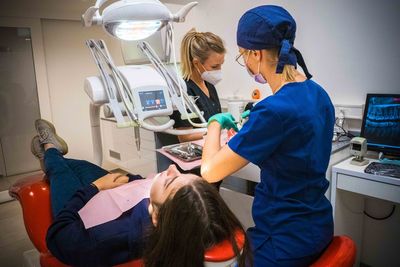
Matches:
[44,148,108,217]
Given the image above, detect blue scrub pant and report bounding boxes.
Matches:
[44,148,108,217]
[252,239,322,267]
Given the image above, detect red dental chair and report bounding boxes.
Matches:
[9,173,245,267]
[310,235,356,267]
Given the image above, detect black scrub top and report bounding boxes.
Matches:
[171,79,222,127]
[155,79,222,172]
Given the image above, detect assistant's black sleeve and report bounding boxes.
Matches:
[170,110,193,128]
[244,102,254,111]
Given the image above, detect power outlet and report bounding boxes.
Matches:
[334,104,364,120]
[337,109,345,127]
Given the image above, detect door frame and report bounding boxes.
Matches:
[0,140,5,176]
[0,17,52,121]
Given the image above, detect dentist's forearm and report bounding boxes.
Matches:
[201,122,222,181]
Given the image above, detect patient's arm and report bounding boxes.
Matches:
[92,173,129,190]
[47,174,129,266]
[46,185,101,266]
[47,181,148,266]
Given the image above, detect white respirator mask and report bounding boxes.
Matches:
[198,63,222,85]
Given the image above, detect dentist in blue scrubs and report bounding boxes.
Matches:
[201,5,335,266]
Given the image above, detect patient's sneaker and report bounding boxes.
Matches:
[35,119,68,155]
[31,135,45,160]
[30,135,47,172]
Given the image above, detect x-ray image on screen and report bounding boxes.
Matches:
[363,95,400,149]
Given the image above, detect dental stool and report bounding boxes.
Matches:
[310,235,356,267]
[9,174,245,267]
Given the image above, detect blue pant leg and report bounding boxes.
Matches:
[252,239,320,267]
[64,158,108,186]
[44,148,86,216]
[44,149,109,217]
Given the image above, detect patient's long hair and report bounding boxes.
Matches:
[143,179,251,267]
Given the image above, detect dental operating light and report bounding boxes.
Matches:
[82,0,198,41]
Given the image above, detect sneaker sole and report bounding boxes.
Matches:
[54,134,68,155]
[30,136,44,159]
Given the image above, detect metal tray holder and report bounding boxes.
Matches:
[163,142,203,162]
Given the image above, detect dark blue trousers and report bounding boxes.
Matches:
[44,148,108,216]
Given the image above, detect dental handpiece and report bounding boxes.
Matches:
[134,126,141,153]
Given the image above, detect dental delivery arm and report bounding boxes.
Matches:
[201,122,248,183]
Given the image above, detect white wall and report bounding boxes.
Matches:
[192,0,400,106]
[41,19,125,161]
[0,0,91,20]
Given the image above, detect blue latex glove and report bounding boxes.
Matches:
[241,110,250,119]
[208,112,239,132]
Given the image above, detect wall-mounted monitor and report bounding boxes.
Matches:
[360,94,400,156]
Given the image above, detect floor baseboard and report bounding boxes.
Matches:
[0,189,14,204]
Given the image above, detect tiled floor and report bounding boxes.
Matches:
[0,171,40,267]
[0,199,35,267]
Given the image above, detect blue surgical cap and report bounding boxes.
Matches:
[237,5,312,79]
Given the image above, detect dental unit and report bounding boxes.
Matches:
[81,0,205,165]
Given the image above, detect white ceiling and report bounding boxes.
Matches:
[0,0,199,20]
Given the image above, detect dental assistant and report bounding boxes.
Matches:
[172,29,225,142]
[201,5,334,267]
[156,29,225,175]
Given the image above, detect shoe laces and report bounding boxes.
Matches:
[39,129,50,142]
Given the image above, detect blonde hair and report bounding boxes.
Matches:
[281,65,297,82]
[180,29,226,80]
[245,48,297,82]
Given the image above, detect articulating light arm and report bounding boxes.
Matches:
[172,1,198,22]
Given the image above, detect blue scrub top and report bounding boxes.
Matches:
[228,80,334,261]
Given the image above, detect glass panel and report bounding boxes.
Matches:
[0,26,41,175]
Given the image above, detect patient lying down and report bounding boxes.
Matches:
[30,119,250,267]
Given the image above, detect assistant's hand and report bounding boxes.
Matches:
[208,112,239,132]
[241,110,250,119]
[92,173,129,191]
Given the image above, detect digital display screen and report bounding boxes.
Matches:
[139,90,167,111]
[361,95,400,153]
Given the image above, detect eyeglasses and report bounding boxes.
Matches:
[235,50,248,67]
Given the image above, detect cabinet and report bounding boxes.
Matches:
[331,158,400,266]
[100,118,157,176]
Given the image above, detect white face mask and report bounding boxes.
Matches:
[198,63,222,85]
